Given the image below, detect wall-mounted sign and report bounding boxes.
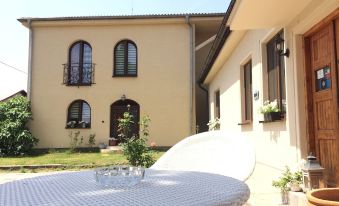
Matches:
[316,66,331,91]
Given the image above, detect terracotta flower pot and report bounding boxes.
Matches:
[307,188,339,206]
[109,138,119,146]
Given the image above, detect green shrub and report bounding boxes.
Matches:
[68,131,83,153]
[88,133,96,147]
[117,106,135,142]
[120,113,155,167]
[0,95,38,156]
[121,137,155,167]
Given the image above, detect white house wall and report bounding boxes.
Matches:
[208,29,301,171]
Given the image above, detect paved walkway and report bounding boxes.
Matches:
[0,163,297,205]
[246,162,283,205]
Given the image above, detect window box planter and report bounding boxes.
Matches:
[264,112,281,122]
[307,188,339,206]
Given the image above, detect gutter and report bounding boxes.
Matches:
[198,83,209,122]
[17,13,225,23]
[185,15,195,134]
[198,0,236,84]
[27,19,33,101]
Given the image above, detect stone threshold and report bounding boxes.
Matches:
[100,146,122,153]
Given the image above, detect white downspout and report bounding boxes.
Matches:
[27,19,33,101]
[185,15,195,134]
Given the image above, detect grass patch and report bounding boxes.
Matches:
[0,148,165,172]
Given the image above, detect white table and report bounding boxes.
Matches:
[0,169,250,206]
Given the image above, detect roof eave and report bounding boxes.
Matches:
[198,0,236,84]
[17,13,225,23]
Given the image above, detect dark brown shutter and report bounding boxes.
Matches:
[69,101,80,121]
[114,40,137,76]
[127,42,137,75]
[67,100,91,127]
[69,41,92,85]
[82,43,92,84]
[69,43,81,84]
[82,102,91,124]
[115,42,126,75]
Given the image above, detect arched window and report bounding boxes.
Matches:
[66,100,91,128]
[110,99,139,139]
[67,41,93,85]
[114,40,137,77]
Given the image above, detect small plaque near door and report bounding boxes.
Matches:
[315,66,331,91]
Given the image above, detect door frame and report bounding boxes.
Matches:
[110,99,140,139]
[303,9,339,186]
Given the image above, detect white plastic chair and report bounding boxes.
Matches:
[151,130,256,181]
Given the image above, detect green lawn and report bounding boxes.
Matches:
[0,149,165,171]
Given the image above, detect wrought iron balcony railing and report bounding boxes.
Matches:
[63,63,96,86]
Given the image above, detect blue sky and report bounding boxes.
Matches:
[0,0,229,98]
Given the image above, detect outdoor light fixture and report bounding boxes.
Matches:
[121,94,126,101]
[275,35,290,57]
[302,154,324,191]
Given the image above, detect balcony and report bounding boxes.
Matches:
[63,63,96,86]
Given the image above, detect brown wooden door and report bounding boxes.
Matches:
[307,20,338,187]
[110,100,140,140]
[336,18,339,186]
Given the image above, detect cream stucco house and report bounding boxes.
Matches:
[199,0,339,186]
[18,13,223,148]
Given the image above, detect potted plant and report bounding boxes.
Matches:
[272,166,302,204]
[259,100,281,121]
[109,137,119,146]
[289,170,302,192]
[272,167,291,205]
[66,120,77,128]
[78,121,86,128]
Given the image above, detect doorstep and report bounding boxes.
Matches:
[289,191,307,206]
[100,146,122,153]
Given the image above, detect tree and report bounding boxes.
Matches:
[0,96,38,156]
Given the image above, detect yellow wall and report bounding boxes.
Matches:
[29,21,191,148]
